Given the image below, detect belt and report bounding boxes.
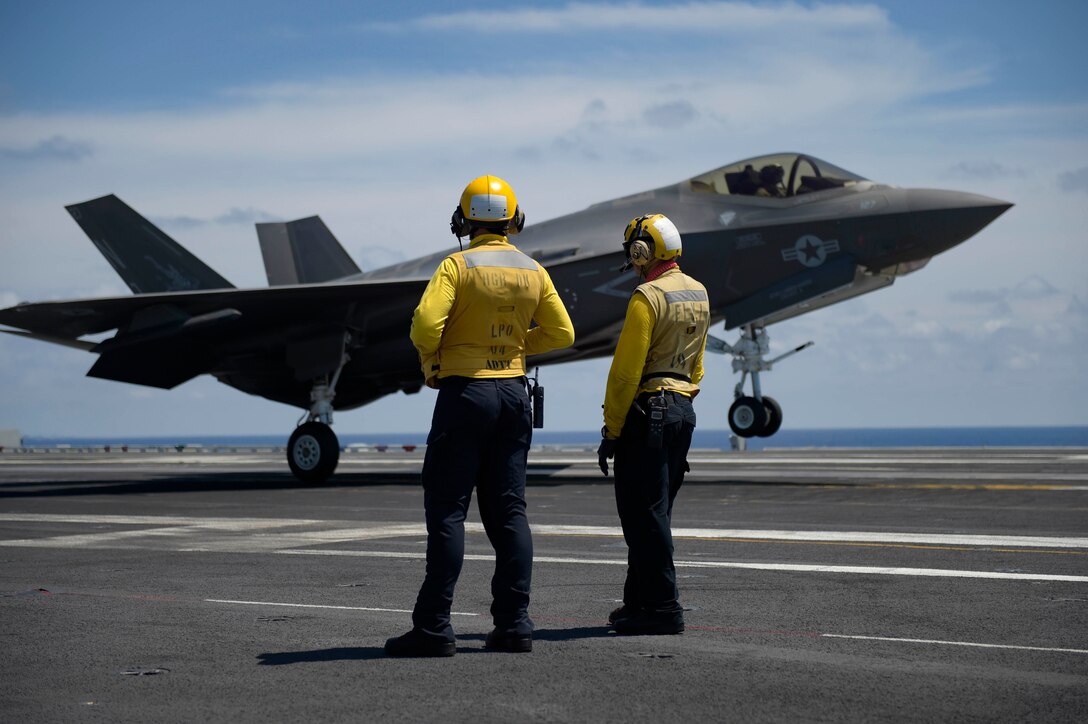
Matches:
[636,389,688,403]
[438,375,527,388]
[639,371,691,385]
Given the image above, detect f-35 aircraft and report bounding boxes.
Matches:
[0,153,1010,481]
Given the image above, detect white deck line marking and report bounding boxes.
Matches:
[528,456,1082,466]
[275,549,1088,582]
[205,598,478,616]
[0,513,325,527]
[822,634,1088,655]
[535,524,1088,549]
[4,514,1087,550]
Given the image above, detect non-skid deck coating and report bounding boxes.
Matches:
[1,447,1086,722]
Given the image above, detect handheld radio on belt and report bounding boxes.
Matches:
[631,392,667,448]
[528,367,544,429]
[646,393,667,448]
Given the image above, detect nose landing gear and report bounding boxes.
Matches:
[708,324,811,439]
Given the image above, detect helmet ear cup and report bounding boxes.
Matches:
[450,206,470,237]
[628,239,653,267]
[452,204,523,237]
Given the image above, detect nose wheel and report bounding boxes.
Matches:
[728,396,766,436]
[727,395,783,438]
[708,324,810,439]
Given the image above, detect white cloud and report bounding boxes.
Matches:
[1060,167,1088,193]
[804,276,1087,376]
[0,135,93,162]
[365,1,891,34]
[643,100,698,129]
[895,101,1088,136]
[153,207,281,231]
[945,160,1026,180]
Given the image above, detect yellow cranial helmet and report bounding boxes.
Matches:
[451,175,526,237]
[622,213,682,266]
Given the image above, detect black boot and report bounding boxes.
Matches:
[384,629,456,657]
[485,628,533,653]
[611,611,684,636]
[607,604,642,625]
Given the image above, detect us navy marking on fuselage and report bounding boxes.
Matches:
[782,234,840,268]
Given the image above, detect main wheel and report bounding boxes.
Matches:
[728,396,766,437]
[757,396,783,437]
[287,421,340,483]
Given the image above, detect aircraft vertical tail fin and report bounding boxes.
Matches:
[66,194,235,293]
[255,216,362,286]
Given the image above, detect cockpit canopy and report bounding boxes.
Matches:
[689,153,868,198]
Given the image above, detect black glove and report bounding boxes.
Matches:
[597,437,617,477]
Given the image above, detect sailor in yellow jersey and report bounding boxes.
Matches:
[386,175,574,658]
[597,213,710,636]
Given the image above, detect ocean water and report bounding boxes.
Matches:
[21,426,1088,450]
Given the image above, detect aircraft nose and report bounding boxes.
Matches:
[907,189,1013,253]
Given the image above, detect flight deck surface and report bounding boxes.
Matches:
[1,447,1086,721]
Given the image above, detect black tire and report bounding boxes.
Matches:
[287,422,340,483]
[758,396,783,437]
[728,396,766,437]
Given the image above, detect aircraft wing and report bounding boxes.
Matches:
[0,277,430,390]
[0,247,630,400]
[0,278,429,339]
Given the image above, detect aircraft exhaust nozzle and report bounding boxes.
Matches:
[907,189,1013,255]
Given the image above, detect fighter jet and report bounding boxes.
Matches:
[0,153,1010,481]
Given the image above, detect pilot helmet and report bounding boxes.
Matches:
[450,175,526,238]
[622,213,682,267]
[760,164,784,184]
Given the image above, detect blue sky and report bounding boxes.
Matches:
[1,1,1086,438]
[3,1,1084,110]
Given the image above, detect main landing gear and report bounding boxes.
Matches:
[287,341,350,483]
[708,324,812,439]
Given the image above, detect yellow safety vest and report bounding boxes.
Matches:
[634,270,710,396]
[411,236,573,384]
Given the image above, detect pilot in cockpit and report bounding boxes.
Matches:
[756,164,786,198]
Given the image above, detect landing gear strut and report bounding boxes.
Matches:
[287,336,350,483]
[709,324,812,439]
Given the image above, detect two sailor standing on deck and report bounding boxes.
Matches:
[386,176,707,656]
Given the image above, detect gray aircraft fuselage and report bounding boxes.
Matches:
[0,153,1011,422]
[354,154,1010,398]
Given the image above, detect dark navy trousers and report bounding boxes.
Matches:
[412,377,534,641]
[612,390,696,616]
